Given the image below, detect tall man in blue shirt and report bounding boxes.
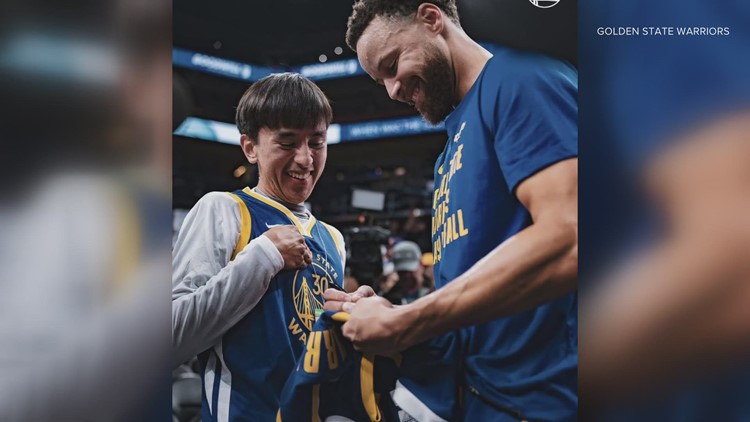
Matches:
[325,1,578,420]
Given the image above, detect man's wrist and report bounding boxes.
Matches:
[393,294,434,349]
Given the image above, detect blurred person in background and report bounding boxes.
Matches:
[0,0,172,420]
[578,1,750,419]
[380,240,430,305]
[171,73,349,421]
[401,206,431,252]
[377,272,399,297]
[325,0,578,420]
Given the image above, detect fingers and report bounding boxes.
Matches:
[323,285,378,314]
[324,288,351,303]
[323,301,343,312]
[323,300,354,313]
[342,322,355,342]
[323,290,348,312]
[288,244,310,269]
[323,288,356,312]
[341,321,364,352]
[263,224,298,241]
[353,285,376,301]
[300,247,312,268]
[265,225,314,270]
[295,229,311,268]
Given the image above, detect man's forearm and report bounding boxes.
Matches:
[398,219,577,348]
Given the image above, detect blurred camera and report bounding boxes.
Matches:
[343,226,390,287]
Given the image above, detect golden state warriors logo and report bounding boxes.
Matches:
[287,254,341,343]
[291,264,334,326]
[529,0,560,8]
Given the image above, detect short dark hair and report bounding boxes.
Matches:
[346,0,461,52]
[235,73,333,141]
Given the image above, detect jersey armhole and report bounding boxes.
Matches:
[321,222,344,263]
[227,192,252,261]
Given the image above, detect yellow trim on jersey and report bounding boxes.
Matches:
[331,312,349,323]
[360,353,381,421]
[228,192,252,260]
[242,187,317,237]
[312,384,321,422]
[320,222,344,261]
[276,409,282,422]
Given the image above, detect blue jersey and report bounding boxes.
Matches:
[199,187,344,422]
[432,45,578,420]
[278,311,400,422]
[279,311,461,422]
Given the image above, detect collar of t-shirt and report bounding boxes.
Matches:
[252,187,311,225]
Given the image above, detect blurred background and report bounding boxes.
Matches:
[1,0,172,420]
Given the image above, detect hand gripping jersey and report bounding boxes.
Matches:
[279,311,462,422]
[199,187,345,422]
[433,45,578,421]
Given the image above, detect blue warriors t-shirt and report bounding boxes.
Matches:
[199,187,344,422]
[432,45,578,420]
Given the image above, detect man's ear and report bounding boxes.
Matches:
[240,134,258,164]
[416,3,444,34]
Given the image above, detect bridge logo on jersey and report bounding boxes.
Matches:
[288,261,337,344]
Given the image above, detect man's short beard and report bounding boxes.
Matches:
[417,46,455,124]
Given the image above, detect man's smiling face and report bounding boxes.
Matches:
[356,15,456,124]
